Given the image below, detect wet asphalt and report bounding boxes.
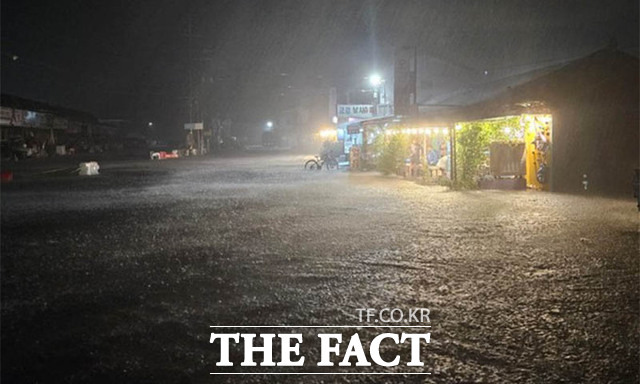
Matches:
[1,155,638,383]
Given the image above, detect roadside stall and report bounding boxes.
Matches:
[347,113,454,180]
[346,116,393,170]
[377,125,452,180]
[453,114,552,190]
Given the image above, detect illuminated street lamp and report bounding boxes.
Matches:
[368,73,385,114]
[264,121,274,132]
[369,73,383,87]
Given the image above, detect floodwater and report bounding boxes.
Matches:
[1,155,638,383]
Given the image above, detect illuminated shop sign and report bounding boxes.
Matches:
[337,104,376,119]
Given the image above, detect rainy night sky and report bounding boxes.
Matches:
[1,0,638,138]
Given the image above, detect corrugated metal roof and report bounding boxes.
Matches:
[428,64,566,107]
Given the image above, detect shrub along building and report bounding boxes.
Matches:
[410,47,638,197]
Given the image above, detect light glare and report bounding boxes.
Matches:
[369,74,383,87]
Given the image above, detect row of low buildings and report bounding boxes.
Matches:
[342,48,638,197]
[0,94,146,158]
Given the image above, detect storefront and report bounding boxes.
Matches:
[426,49,638,196]
[345,49,636,196]
[453,114,552,190]
[379,125,453,179]
[346,114,453,178]
[1,95,102,157]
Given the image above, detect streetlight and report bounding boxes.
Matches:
[148,121,153,127]
[368,73,385,115]
[369,74,383,87]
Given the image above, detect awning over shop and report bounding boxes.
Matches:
[346,115,402,134]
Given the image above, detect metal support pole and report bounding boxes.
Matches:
[451,124,457,183]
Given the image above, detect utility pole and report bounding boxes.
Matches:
[184,15,206,154]
[186,15,194,123]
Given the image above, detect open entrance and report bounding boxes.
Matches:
[454,114,553,190]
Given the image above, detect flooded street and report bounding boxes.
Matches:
[3,0,638,381]
[1,155,637,383]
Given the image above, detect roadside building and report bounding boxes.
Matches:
[1,94,100,156]
[416,48,638,196]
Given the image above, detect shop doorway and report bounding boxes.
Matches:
[454,114,553,190]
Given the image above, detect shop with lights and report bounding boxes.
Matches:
[346,49,637,196]
[417,48,637,195]
[346,115,454,179]
[461,49,638,195]
[450,113,552,191]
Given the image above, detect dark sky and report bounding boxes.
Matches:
[1,0,638,137]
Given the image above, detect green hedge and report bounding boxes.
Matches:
[373,133,410,175]
[454,117,520,189]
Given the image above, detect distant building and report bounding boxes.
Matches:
[1,94,96,140]
[1,94,122,155]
